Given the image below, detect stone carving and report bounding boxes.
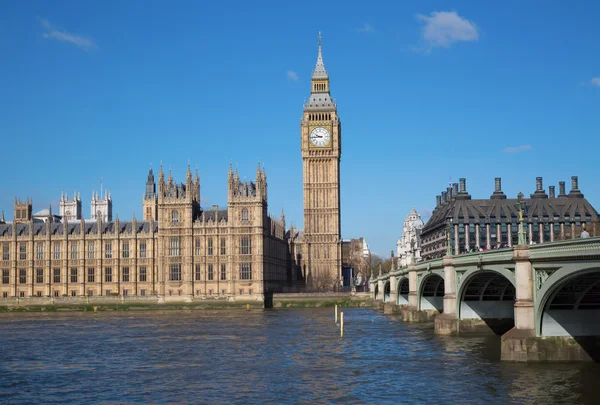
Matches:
[456,269,466,286]
[535,269,556,290]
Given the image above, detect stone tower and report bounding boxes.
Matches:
[143,167,158,221]
[60,190,82,221]
[227,163,268,229]
[13,197,32,223]
[300,33,342,288]
[156,164,201,295]
[91,183,113,222]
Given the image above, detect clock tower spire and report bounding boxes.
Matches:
[300,33,342,290]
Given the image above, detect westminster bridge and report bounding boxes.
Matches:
[369,237,600,362]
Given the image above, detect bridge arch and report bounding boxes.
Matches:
[537,266,600,337]
[457,268,515,334]
[396,277,409,305]
[383,281,391,303]
[419,273,444,312]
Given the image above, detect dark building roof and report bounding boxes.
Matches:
[423,176,599,235]
[0,221,159,237]
[200,209,229,222]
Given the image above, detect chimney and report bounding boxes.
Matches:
[531,176,548,199]
[452,183,458,197]
[491,177,506,199]
[558,181,566,197]
[456,178,472,200]
[447,186,453,199]
[549,185,555,198]
[441,191,447,204]
[568,175,584,198]
[436,195,441,207]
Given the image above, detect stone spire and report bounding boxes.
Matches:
[186,162,192,183]
[158,162,164,183]
[312,32,328,79]
[194,164,200,185]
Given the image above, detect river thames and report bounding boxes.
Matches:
[0,308,598,404]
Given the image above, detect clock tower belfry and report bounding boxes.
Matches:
[301,33,342,289]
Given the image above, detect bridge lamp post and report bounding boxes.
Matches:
[446,217,453,256]
[514,193,528,246]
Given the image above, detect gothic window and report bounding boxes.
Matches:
[105,242,112,259]
[139,242,147,258]
[71,242,78,260]
[240,263,252,280]
[53,243,60,260]
[170,264,181,281]
[53,268,60,283]
[122,267,130,282]
[208,264,214,281]
[2,244,8,261]
[240,236,251,255]
[87,268,95,283]
[195,264,201,281]
[172,210,179,224]
[241,208,249,223]
[19,269,26,284]
[220,264,226,280]
[19,244,26,260]
[122,242,130,258]
[70,268,77,283]
[36,268,43,284]
[139,267,147,282]
[2,269,9,284]
[207,239,213,256]
[169,237,180,256]
[195,238,201,255]
[220,238,226,255]
[88,242,94,259]
[105,267,112,282]
[36,243,44,260]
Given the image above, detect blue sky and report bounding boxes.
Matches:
[1,1,599,256]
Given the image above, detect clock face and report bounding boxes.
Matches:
[310,127,331,147]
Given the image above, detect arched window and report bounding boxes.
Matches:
[241,208,249,223]
[171,210,179,224]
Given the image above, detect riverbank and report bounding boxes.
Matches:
[0,293,372,313]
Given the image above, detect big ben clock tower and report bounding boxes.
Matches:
[301,33,342,289]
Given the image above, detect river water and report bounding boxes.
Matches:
[0,308,598,404]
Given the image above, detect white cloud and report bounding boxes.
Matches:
[357,23,374,34]
[287,71,299,81]
[40,18,95,50]
[504,145,532,153]
[591,78,600,87]
[416,11,478,51]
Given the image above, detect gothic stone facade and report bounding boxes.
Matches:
[0,165,290,300]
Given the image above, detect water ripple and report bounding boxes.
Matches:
[0,309,598,404]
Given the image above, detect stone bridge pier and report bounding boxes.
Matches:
[370,237,600,362]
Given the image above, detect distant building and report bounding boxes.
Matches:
[341,238,371,287]
[60,191,82,221]
[397,207,424,267]
[32,208,61,224]
[91,188,112,222]
[420,176,599,260]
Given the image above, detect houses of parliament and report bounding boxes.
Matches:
[0,36,343,300]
